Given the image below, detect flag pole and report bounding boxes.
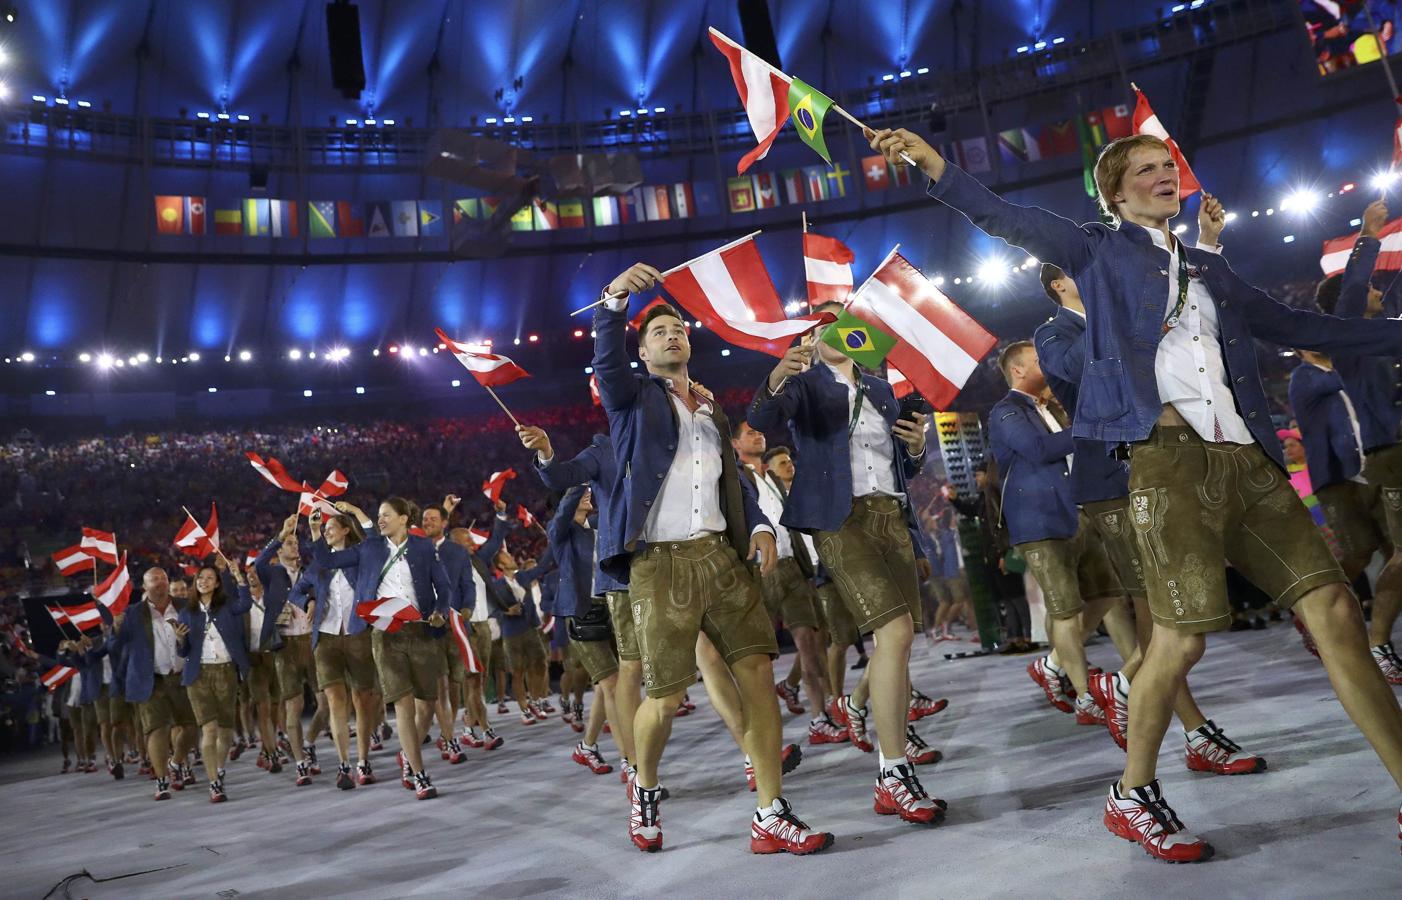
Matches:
[47,605,84,642]
[845,244,901,310]
[181,505,233,569]
[802,211,808,233]
[483,384,523,429]
[568,230,764,316]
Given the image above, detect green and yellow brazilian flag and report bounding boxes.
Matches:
[820,307,896,369]
[788,77,834,164]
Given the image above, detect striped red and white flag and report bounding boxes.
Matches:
[467,527,490,548]
[318,470,349,497]
[204,503,220,554]
[356,597,423,633]
[888,365,916,399]
[516,505,537,530]
[848,249,998,410]
[50,601,103,632]
[1320,217,1402,276]
[539,614,555,635]
[298,485,341,518]
[41,664,78,692]
[588,374,602,407]
[81,527,118,565]
[482,469,517,504]
[91,552,132,616]
[174,512,210,557]
[244,550,259,568]
[709,29,792,174]
[803,232,855,306]
[449,611,485,674]
[246,451,305,493]
[1393,116,1402,170]
[436,328,530,388]
[1132,87,1201,199]
[52,543,95,576]
[660,235,833,358]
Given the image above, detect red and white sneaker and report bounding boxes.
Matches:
[629,783,663,852]
[843,696,874,753]
[1088,670,1129,751]
[520,710,537,726]
[874,763,946,824]
[209,780,227,804]
[908,689,949,722]
[751,797,835,855]
[905,726,943,766]
[682,694,696,711]
[154,778,171,801]
[356,761,376,785]
[1294,615,1320,659]
[572,742,614,775]
[561,702,575,724]
[1372,644,1402,686]
[413,772,437,800]
[827,696,847,728]
[1185,721,1266,775]
[808,714,848,745]
[462,730,485,749]
[1075,694,1107,726]
[497,702,509,715]
[747,744,804,791]
[444,738,465,764]
[182,764,196,787]
[621,761,634,785]
[776,681,805,715]
[295,761,313,787]
[85,759,99,773]
[1104,779,1213,863]
[369,735,384,752]
[530,701,549,722]
[1027,656,1074,713]
[304,745,321,775]
[673,704,690,718]
[1396,804,1401,856]
[540,699,558,715]
[397,752,414,790]
[482,728,504,750]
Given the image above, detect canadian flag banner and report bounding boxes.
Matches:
[436,328,531,388]
[91,552,133,616]
[1132,87,1201,199]
[449,611,485,674]
[246,451,305,493]
[803,232,855,306]
[80,527,118,565]
[888,365,916,399]
[356,598,423,633]
[848,248,998,410]
[41,665,78,692]
[482,468,517,504]
[660,234,833,357]
[1320,218,1402,276]
[52,543,95,577]
[709,29,791,173]
[51,601,103,632]
[174,512,211,557]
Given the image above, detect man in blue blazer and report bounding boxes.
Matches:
[105,566,198,800]
[417,501,479,766]
[1037,263,1266,775]
[592,263,830,856]
[444,497,512,750]
[1315,195,1402,681]
[989,339,1124,731]
[869,125,1402,861]
[491,544,555,726]
[311,496,453,800]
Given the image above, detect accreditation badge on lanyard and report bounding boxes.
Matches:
[1162,238,1203,334]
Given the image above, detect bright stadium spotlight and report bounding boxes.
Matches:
[78,352,91,363]
[303,389,313,397]
[19,351,34,362]
[238,349,252,361]
[97,353,114,369]
[1280,188,1320,214]
[188,351,200,361]
[418,347,429,357]
[1372,171,1400,191]
[288,348,302,360]
[1224,211,1238,223]
[1172,223,1188,235]
[976,259,1009,286]
[136,352,149,363]
[355,386,365,394]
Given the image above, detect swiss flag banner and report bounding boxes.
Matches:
[246,452,305,493]
[80,527,118,565]
[1320,217,1402,277]
[356,598,423,633]
[436,328,531,388]
[709,29,791,174]
[803,232,855,306]
[848,248,998,410]
[660,235,833,357]
[450,611,485,674]
[41,665,78,692]
[482,469,517,504]
[1132,87,1201,199]
[91,552,133,617]
[52,543,95,577]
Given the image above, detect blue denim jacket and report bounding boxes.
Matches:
[1288,363,1363,490]
[1334,235,1402,452]
[1034,307,1131,504]
[927,164,1402,467]
[988,391,1078,544]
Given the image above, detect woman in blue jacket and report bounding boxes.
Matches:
[177,560,251,803]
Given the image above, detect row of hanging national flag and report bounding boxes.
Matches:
[155,198,449,238]
[726,165,853,212]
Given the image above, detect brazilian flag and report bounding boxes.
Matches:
[788,77,834,165]
[821,308,896,369]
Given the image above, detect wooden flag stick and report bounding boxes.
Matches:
[47,605,85,641]
[568,230,764,316]
[802,211,808,233]
[484,384,523,429]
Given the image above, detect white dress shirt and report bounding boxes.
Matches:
[378,537,419,611]
[469,563,490,623]
[749,467,794,559]
[199,603,232,664]
[824,361,902,498]
[321,570,356,635]
[1141,225,1253,444]
[642,381,730,543]
[277,565,312,636]
[150,602,182,675]
[248,598,266,652]
[1012,388,1073,469]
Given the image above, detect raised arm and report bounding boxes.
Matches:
[1237,271,1402,359]
[479,502,513,563]
[1336,199,1387,319]
[748,343,814,432]
[533,436,603,492]
[868,127,1102,277]
[592,263,663,411]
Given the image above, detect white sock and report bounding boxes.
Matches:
[1114,672,1130,699]
[810,716,825,727]
[743,754,752,767]
[582,741,599,752]
[757,797,781,817]
[1044,655,1064,675]
[879,753,905,773]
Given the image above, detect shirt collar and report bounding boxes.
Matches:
[1062,305,1086,320]
[1011,389,1045,406]
[1130,220,1173,252]
[822,359,859,388]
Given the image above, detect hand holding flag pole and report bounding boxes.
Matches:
[567,230,764,316]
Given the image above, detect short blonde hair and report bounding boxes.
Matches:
[1094,134,1171,222]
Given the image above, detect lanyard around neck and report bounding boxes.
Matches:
[375,540,411,591]
[847,380,868,439]
[1163,237,1190,333]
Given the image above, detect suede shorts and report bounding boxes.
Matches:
[761,556,820,631]
[1081,497,1148,599]
[245,650,281,705]
[503,629,547,671]
[817,581,860,645]
[1364,441,1402,545]
[313,631,376,692]
[465,626,492,677]
[1018,510,1124,620]
[816,495,923,633]
[605,590,639,661]
[187,662,238,729]
[275,633,319,701]
[1314,481,1387,566]
[139,672,196,735]
[94,685,131,726]
[628,533,777,699]
[569,609,620,685]
[1129,427,1347,633]
[371,623,444,704]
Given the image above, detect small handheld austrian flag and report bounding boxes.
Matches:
[1131,87,1201,199]
[41,665,78,692]
[53,543,95,577]
[80,528,118,565]
[356,598,422,633]
[482,469,517,504]
[436,328,530,387]
[1320,217,1402,277]
[709,29,792,173]
[803,232,855,306]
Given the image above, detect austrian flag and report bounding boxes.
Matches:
[1132,87,1201,199]
[91,552,133,616]
[709,28,791,173]
[174,512,211,557]
[81,527,118,565]
[435,328,530,387]
[41,665,78,692]
[660,234,833,358]
[52,544,95,577]
[356,598,422,633]
[483,469,517,504]
[246,452,305,493]
[803,232,855,306]
[1320,217,1402,277]
[450,613,485,674]
[847,248,998,410]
